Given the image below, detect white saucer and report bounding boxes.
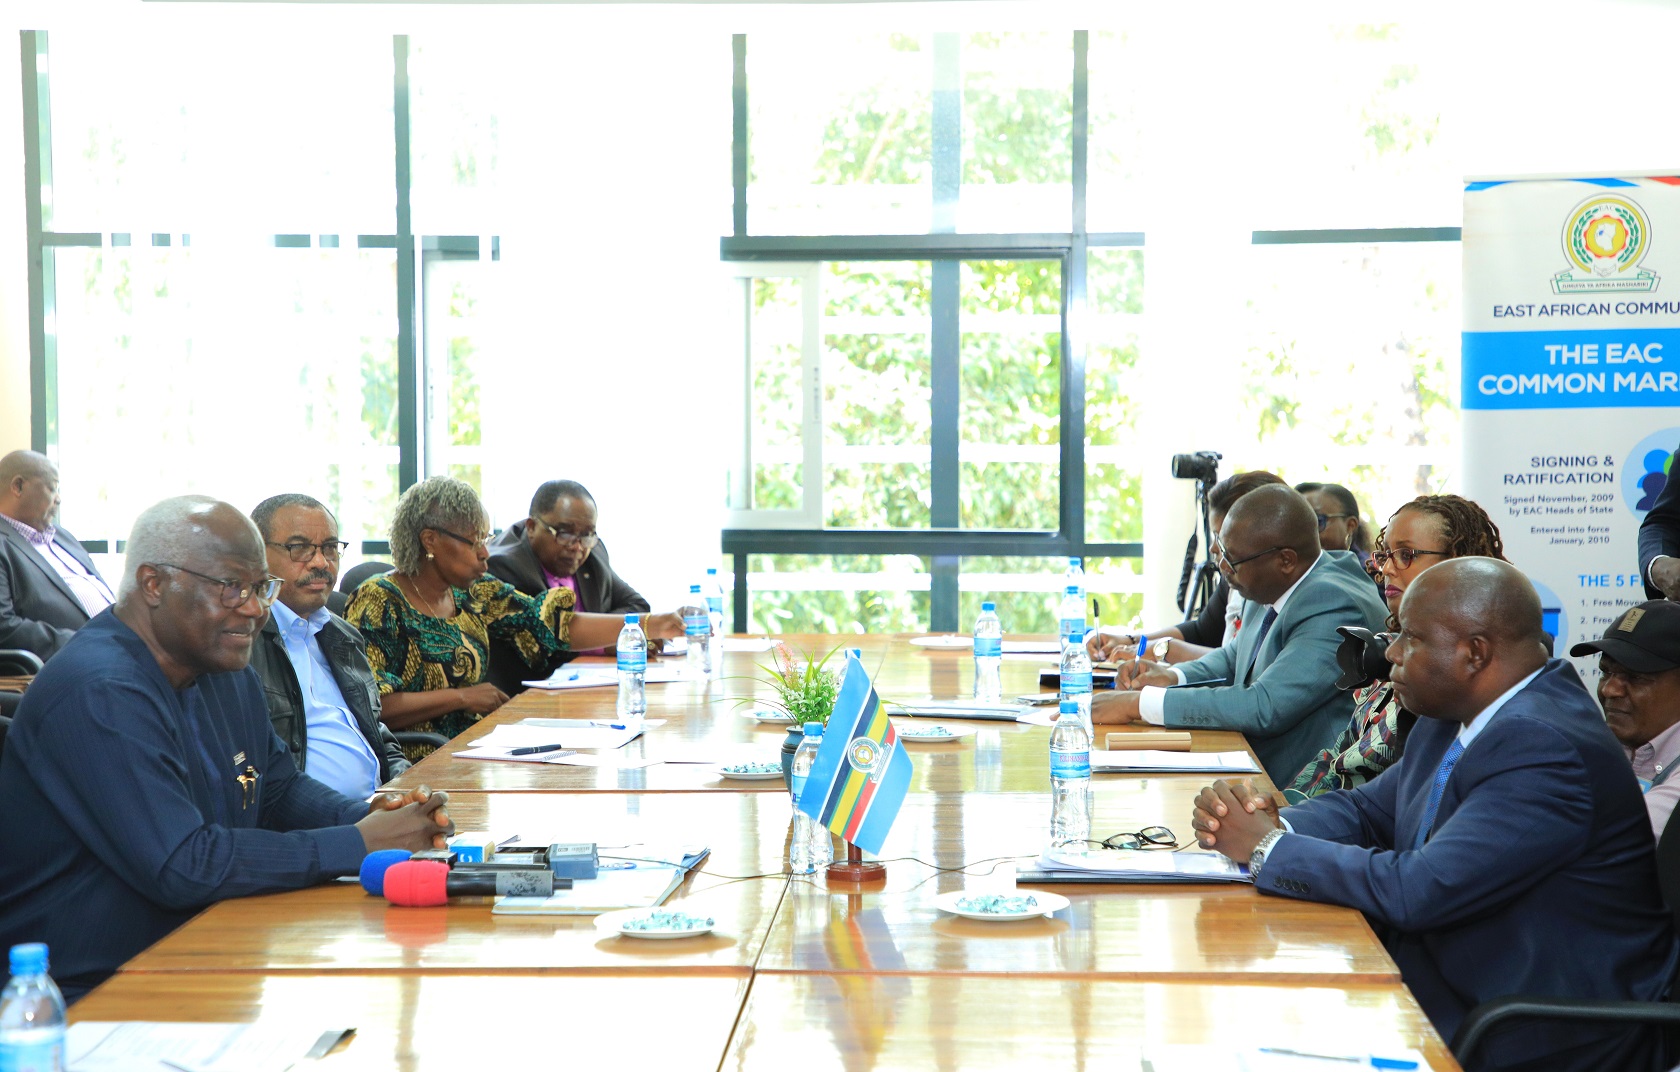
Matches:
[909,635,974,649]
[714,762,785,781]
[894,722,976,743]
[595,907,715,939]
[933,889,1069,921]
[740,708,795,725]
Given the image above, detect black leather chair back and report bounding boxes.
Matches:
[339,561,394,596]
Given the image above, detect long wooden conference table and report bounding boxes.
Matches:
[71,635,1462,1070]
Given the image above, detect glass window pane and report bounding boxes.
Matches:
[1085,30,1147,234]
[1232,241,1460,525]
[53,246,400,545]
[49,29,394,233]
[747,554,928,633]
[1086,248,1145,543]
[422,255,496,500]
[1243,22,1454,230]
[750,276,809,512]
[748,33,933,236]
[960,260,1060,530]
[959,32,1072,233]
[959,556,1143,634]
[410,37,503,235]
[823,261,931,528]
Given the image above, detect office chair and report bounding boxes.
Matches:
[1450,818,1680,1068]
[339,561,394,596]
[0,649,43,676]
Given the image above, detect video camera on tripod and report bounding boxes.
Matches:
[1173,451,1222,619]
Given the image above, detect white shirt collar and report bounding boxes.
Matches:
[1268,549,1323,616]
[1458,666,1546,750]
[270,598,329,636]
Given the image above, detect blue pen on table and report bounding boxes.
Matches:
[509,743,569,756]
[590,720,629,730]
[1257,1047,1418,1069]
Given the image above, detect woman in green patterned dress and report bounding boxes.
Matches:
[347,477,684,754]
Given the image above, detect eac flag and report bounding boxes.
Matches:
[796,650,913,855]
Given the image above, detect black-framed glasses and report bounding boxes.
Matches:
[1214,544,1285,571]
[267,539,350,563]
[1079,826,1180,851]
[431,527,492,551]
[155,564,282,608]
[1315,512,1353,531]
[534,518,598,547]
[1370,547,1450,571]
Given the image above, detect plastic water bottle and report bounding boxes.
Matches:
[704,568,727,649]
[616,615,647,717]
[1064,557,1086,602]
[1060,617,1093,729]
[0,943,65,1072]
[1050,700,1092,848]
[973,601,1003,702]
[790,722,831,874]
[684,584,711,680]
[1058,583,1086,651]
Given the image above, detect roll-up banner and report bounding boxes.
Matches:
[1462,173,1680,679]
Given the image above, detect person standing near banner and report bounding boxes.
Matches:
[1637,445,1680,600]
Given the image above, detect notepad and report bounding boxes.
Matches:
[522,665,687,689]
[1089,749,1260,774]
[67,1022,354,1072]
[1021,847,1250,885]
[888,700,1031,722]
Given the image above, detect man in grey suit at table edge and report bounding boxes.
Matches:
[1093,484,1388,784]
[0,450,114,662]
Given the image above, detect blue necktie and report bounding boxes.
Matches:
[1412,739,1465,850]
[1241,607,1278,685]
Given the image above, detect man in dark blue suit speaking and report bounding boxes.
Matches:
[1191,557,1676,1072]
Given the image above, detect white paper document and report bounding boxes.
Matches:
[887,700,1029,722]
[1002,639,1062,654]
[1090,749,1261,774]
[450,720,658,759]
[1035,847,1250,883]
[721,637,780,652]
[68,1022,352,1072]
[1142,1044,1427,1071]
[522,665,687,689]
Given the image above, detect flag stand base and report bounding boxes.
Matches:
[826,843,886,884]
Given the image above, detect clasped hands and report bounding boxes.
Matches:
[359,783,456,853]
[1190,779,1283,864]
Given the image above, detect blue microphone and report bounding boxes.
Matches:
[359,849,413,896]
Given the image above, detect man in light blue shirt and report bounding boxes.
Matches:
[249,495,409,797]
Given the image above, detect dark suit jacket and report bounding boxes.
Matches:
[486,523,650,614]
[1165,551,1389,783]
[1266,661,1678,1071]
[1639,442,1680,598]
[0,520,108,660]
[249,612,411,785]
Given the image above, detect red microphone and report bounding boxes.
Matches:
[383,860,499,906]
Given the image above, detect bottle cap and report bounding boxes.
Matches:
[802,721,824,736]
[689,584,702,593]
[981,601,995,612]
[1065,584,1080,596]
[707,567,718,575]
[8,943,47,976]
[625,614,640,624]
[1059,700,1078,715]
[1069,557,1081,567]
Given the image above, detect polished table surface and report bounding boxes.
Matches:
[71,972,750,1072]
[388,636,1261,795]
[84,633,1459,1070]
[724,974,1459,1070]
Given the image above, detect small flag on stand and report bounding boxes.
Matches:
[797,650,913,856]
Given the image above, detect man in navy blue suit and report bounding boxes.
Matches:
[1192,557,1676,1072]
[0,496,454,1001]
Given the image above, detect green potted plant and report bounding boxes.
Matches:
[738,642,842,790]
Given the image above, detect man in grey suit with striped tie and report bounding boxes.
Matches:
[1093,484,1388,783]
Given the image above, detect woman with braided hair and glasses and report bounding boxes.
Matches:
[1286,494,1508,800]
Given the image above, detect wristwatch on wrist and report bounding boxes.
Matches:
[1151,637,1172,662]
[1247,827,1286,880]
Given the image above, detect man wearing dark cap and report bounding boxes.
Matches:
[1572,600,1680,839]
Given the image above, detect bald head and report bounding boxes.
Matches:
[1224,485,1321,557]
[0,450,60,531]
[1216,485,1322,604]
[119,496,266,599]
[1387,557,1550,723]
